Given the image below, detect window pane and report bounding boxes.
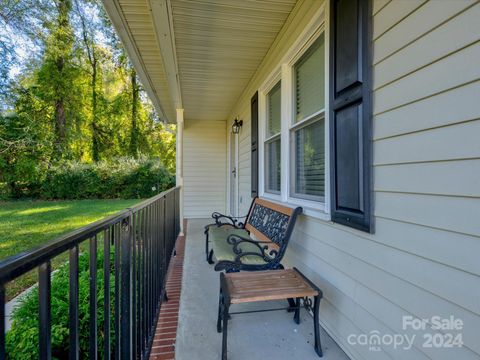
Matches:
[266,138,281,193]
[267,82,281,136]
[295,35,325,122]
[295,119,325,197]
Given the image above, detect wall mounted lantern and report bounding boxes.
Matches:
[232,117,243,134]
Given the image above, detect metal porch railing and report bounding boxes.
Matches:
[0,186,180,360]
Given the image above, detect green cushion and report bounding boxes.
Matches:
[209,226,247,238]
[206,223,236,231]
[209,227,268,265]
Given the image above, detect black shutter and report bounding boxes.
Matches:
[251,92,259,197]
[329,0,373,232]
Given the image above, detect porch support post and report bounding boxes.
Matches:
[176,108,185,235]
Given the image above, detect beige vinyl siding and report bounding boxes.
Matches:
[227,0,480,359]
[184,120,226,218]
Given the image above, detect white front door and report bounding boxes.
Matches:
[229,132,238,216]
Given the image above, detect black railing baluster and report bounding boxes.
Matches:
[131,214,136,359]
[163,196,167,272]
[89,236,98,360]
[145,206,149,354]
[160,197,168,300]
[137,210,145,357]
[141,209,148,356]
[153,202,158,309]
[145,208,149,343]
[145,207,152,340]
[173,189,177,241]
[39,261,51,360]
[167,193,172,262]
[156,199,161,304]
[69,245,79,360]
[136,212,141,359]
[145,206,152,341]
[148,205,153,335]
[103,228,111,360]
[0,284,5,360]
[120,217,132,360]
[114,223,121,360]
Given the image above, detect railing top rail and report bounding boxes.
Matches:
[0,186,179,285]
[129,186,178,213]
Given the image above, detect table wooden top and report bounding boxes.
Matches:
[223,269,319,304]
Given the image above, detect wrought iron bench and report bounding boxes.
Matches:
[205,198,302,273]
[204,197,257,263]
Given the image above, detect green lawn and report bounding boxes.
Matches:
[0,199,140,299]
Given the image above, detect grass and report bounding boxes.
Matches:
[0,199,140,300]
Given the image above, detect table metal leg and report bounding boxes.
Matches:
[217,287,223,333]
[313,295,323,357]
[294,298,300,324]
[221,299,230,360]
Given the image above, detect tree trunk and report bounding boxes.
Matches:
[54,96,66,155]
[91,58,100,162]
[53,0,71,158]
[129,69,139,158]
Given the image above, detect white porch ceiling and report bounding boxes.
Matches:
[103,0,297,123]
[171,0,297,121]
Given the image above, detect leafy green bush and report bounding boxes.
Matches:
[6,249,114,359]
[39,157,174,199]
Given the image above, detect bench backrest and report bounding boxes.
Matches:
[245,198,302,258]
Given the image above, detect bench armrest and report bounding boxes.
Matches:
[226,234,279,262]
[211,212,248,228]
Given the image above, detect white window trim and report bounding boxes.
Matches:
[258,4,330,221]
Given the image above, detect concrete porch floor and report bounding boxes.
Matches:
[175,219,350,360]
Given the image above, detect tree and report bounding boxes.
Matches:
[1,0,177,199]
[129,67,140,157]
[74,0,107,161]
[52,0,73,156]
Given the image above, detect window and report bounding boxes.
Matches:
[257,19,329,217]
[290,35,325,201]
[265,81,281,193]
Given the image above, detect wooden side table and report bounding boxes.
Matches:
[217,268,323,359]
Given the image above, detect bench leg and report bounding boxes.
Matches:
[313,295,323,357]
[217,288,224,333]
[208,249,215,265]
[221,299,230,360]
[294,298,301,324]
[205,230,210,262]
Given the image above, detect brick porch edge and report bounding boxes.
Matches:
[149,220,187,360]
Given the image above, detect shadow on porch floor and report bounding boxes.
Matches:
[174,219,350,360]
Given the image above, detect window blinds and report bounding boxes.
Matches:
[267,82,281,136]
[294,120,325,197]
[266,139,281,192]
[295,35,325,122]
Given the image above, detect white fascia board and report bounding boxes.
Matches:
[101,0,170,122]
[148,0,183,110]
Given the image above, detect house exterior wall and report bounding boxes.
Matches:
[226,1,480,359]
[183,120,226,218]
